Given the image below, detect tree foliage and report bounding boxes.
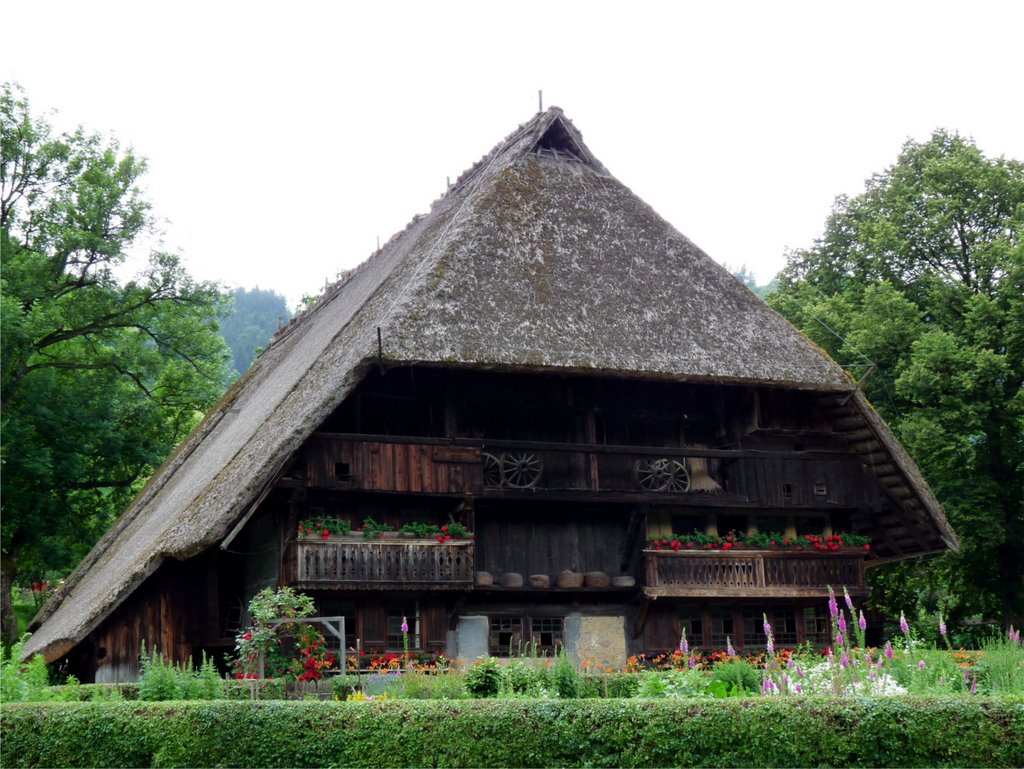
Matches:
[0,83,231,645]
[219,287,290,375]
[770,129,1024,627]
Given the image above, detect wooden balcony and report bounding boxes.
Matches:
[643,549,866,599]
[283,537,475,590]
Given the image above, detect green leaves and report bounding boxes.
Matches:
[771,129,1024,625]
[0,83,231,643]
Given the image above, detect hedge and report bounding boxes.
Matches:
[2,697,1022,768]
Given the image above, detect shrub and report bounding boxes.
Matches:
[0,636,53,703]
[709,659,760,695]
[464,657,503,698]
[1,698,1022,768]
[552,650,581,699]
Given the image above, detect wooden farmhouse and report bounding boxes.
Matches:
[25,108,959,681]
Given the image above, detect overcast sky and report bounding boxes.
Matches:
[4,1,1023,310]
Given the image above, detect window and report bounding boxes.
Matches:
[489,615,564,656]
[773,609,799,645]
[803,606,830,645]
[755,515,787,534]
[743,609,768,648]
[679,606,705,647]
[710,609,734,647]
[489,616,525,655]
[531,617,564,650]
[717,514,748,538]
[386,605,419,651]
[671,514,706,535]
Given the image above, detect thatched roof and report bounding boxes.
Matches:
[24,108,957,663]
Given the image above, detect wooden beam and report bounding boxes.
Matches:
[310,431,857,461]
[621,506,646,571]
[634,596,653,639]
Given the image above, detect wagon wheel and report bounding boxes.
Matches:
[662,459,690,493]
[482,452,503,488]
[501,451,543,488]
[633,458,690,492]
[634,458,672,491]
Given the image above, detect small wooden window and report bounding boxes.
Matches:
[813,479,828,496]
[742,609,768,648]
[386,605,419,651]
[488,615,563,656]
[782,483,793,499]
[679,606,705,647]
[803,606,830,645]
[710,609,734,647]
[489,616,524,656]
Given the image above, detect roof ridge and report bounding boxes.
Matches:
[265,108,574,350]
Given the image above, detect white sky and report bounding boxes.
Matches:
[4,1,1023,310]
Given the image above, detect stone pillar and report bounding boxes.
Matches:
[565,614,627,670]
[454,615,490,663]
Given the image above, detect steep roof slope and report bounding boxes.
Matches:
[24,108,952,662]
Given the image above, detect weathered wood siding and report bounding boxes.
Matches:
[90,560,200,683]
[475,506,633,579]
[306,437,482,494]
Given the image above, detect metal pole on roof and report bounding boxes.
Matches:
[538,90,543,112]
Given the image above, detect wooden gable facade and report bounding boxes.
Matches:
[28,108,958,682]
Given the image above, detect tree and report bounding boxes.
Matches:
[770,129,1024,632]
[0,83,231,646]
[219,287,290,375]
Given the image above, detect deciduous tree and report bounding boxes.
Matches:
[0,83,231,646]
[770,129,1023,631]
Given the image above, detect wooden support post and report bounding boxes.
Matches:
[634,596,653,639]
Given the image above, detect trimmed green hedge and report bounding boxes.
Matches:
[2,697,1022,768]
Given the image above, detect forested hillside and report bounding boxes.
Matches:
[219,287,291,376]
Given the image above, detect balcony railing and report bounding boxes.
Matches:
[643,549,866,598]
[283,538,475,590]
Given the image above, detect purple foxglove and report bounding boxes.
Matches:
[838,613,848,635]
[766,638,774,655]
[689,655,697,670]
[727,637,736,657]
[679,629,688,656]
[793,683,803,694]
[938,616,947,637]
[401,616,409,634]
[763,613,773,638]
[835,630,844,647]
[884,640,894,660]
[917,660,926,669]
[828,587,839,618]
[840,651,850,668]
[899,611,909,635]
[858,611,867,632]
[844,586,855,613]
[970,675,977,695]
